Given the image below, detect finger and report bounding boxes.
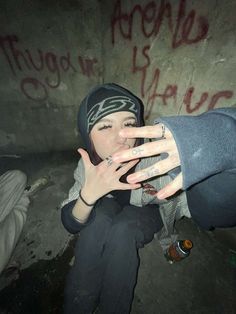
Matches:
[113,139,174,163]
[116,159,140,177]
[119,124,172,139]
[100,156,121,171]
[116,182,141,190]
[126,154,180,183]
[156,173,183,199]
[77,148,92,169]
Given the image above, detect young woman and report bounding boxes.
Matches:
[61,83,165,314]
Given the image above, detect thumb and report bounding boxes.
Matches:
[77,148,92,169]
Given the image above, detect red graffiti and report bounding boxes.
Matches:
[78,56,98,78]
[207,91,234,110]
[111,0,209,48]
[21,78,48,101]
[183,88,233,114]
[0,35,98,100]
[132,45,150,97]
[183,87,208,113]
[132,46,233,118]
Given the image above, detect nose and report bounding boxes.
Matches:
[115,128,127,144]
[117,136,127,145]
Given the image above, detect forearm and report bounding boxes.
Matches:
[61,197,96,234]
[156,108,236,189]
[71,187,97,223]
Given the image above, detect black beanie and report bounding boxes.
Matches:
[77,83,144,156]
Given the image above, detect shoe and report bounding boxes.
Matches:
[25,175,51,196]
[0,261,21,290]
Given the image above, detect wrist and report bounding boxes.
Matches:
[72,197,93,223]
[80,188,97,206]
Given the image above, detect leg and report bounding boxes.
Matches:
[99,204,163,314]
[64,198,122,314]
[0,170,28,222]
[0,170,29,274]
[187,172,236,230]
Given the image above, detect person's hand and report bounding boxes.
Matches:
[78,148,141,204]
[112,124,183,199]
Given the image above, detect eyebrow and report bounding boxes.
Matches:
[97,116,136,123]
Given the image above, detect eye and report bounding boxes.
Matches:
[124,121,137,128]
[98,124,112,131]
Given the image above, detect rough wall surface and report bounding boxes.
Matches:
[0,0,102,154]
[0,0,235,154]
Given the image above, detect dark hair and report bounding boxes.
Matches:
[89,138,102,165]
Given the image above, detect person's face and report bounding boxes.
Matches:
[90,111,137,160]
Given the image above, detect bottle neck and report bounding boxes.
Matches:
[179,240,193,252]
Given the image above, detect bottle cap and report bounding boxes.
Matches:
[183,240,193,249]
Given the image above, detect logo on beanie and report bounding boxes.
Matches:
[87,96,138,132]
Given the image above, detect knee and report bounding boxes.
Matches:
[79,212,114,242]
[93,211,114,227]
[11,170,27,188]
[2,170,27,189]
[110,220,137,243]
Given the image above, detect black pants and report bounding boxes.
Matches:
[64,198,163,314]
[187,172,236,230]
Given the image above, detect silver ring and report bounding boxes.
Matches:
[106,156,113,166]
[161,124,166,139]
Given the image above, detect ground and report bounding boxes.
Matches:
[0,151,235,314]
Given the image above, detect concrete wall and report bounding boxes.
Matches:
[1,0,236,154]
[0,0,102,154]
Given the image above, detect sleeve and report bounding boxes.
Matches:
[60,160,84,208]
[60,160,96,234]
[155,107,236,189]
[61,199,96,234]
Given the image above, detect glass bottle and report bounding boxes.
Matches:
[165,240,193,264]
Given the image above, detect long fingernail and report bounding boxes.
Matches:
[127,174,137,183]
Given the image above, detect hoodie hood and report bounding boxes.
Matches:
[77,83,144,157]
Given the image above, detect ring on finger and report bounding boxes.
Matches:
[106,156,113,166]
[161,124,166,139]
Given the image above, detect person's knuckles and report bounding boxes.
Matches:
[169,153,180,166]
[130,142,156,158]
[149,158,175,176]
[97,161,112,172]
[165,129,172,138]
[141,140,169,157]
[153,160,169,174]
[146,125,160,137]
[156,139,174,151]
